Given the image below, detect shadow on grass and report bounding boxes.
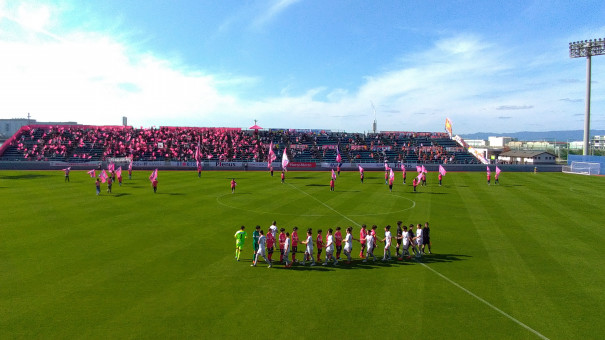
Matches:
[157,192,185,196]
[112,193,131,197]
[306,184,328,187]
[0,173,48,180]
[334,190,361,193]
[246,253,471,270]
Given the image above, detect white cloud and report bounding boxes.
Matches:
[1,3,603,134]
[252,0,301,28]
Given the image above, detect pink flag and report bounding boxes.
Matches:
[149,169,158,182]
[496,166,501,176]
[416,165,422,173]
[400,164,406,173]
[421,165,427,173]
[195,139,201,162]
[281,148,289,170]
[87,169,96,178]
[384,162,390,171]
[108,162,115,171]
[358,165,364,174]
[389,169,395,180]
[100,170,108,183]
[439,165,447,176]
[128,161,132,171]
[268,142,276,168]
[331,169,337,180]
[336,147,342,163]
[116,166,122,178]
[486,166,491,175]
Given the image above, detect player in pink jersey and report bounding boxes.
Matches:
[438,173,442,186]
[359,224,367,258]
[266,231,275,263]
[388,176,394,192]
[330,178,335,191]
[281,171,285,183]
[334,227,343,260]
[316,229,323,262]
[278,228,286,263]
[291,226,300,263]
[230,178,237,193]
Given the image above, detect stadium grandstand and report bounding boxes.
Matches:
[0,125,480,165]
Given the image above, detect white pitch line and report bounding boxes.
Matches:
[287,182,549,340]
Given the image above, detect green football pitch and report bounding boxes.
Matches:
[1,169,604,339]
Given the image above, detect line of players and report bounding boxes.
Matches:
[248,221,431,268]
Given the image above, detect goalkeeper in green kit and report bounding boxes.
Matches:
[234,226,247,261]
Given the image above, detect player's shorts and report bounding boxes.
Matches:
[344,245,352,253]
[254,243,259,251]
[268,247,274,254]
[280,248,284,255]
[236,241,245,248]
[317,248,323,254]
[423,237,430,245]
[257,249,266,257]
[292,246,298,253]
[396,239,402,246]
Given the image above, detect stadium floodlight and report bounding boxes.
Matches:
[569,38,605,155]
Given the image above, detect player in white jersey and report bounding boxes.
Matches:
[398,225,413,260]
[381,225,393,261]
[343,227,354,263]
[268,220,278,243]
[414,223,424,257]
[363,232,377,262]
[301,229,316,266]
[323,229,338,266]
[251,230,271,267]
[283,232,292,268]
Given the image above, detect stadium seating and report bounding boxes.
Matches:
[0,125,480,164]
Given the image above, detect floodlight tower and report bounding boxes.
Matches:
[569,38,605,155]
[371,101,377,133]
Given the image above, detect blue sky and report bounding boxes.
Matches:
[1,0,604,134]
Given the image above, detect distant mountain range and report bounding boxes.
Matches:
[459,130,605,142]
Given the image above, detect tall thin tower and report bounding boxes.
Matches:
[371,101,377,133]
[569,38,605,155]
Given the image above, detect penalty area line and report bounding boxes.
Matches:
[287,182,549,340]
